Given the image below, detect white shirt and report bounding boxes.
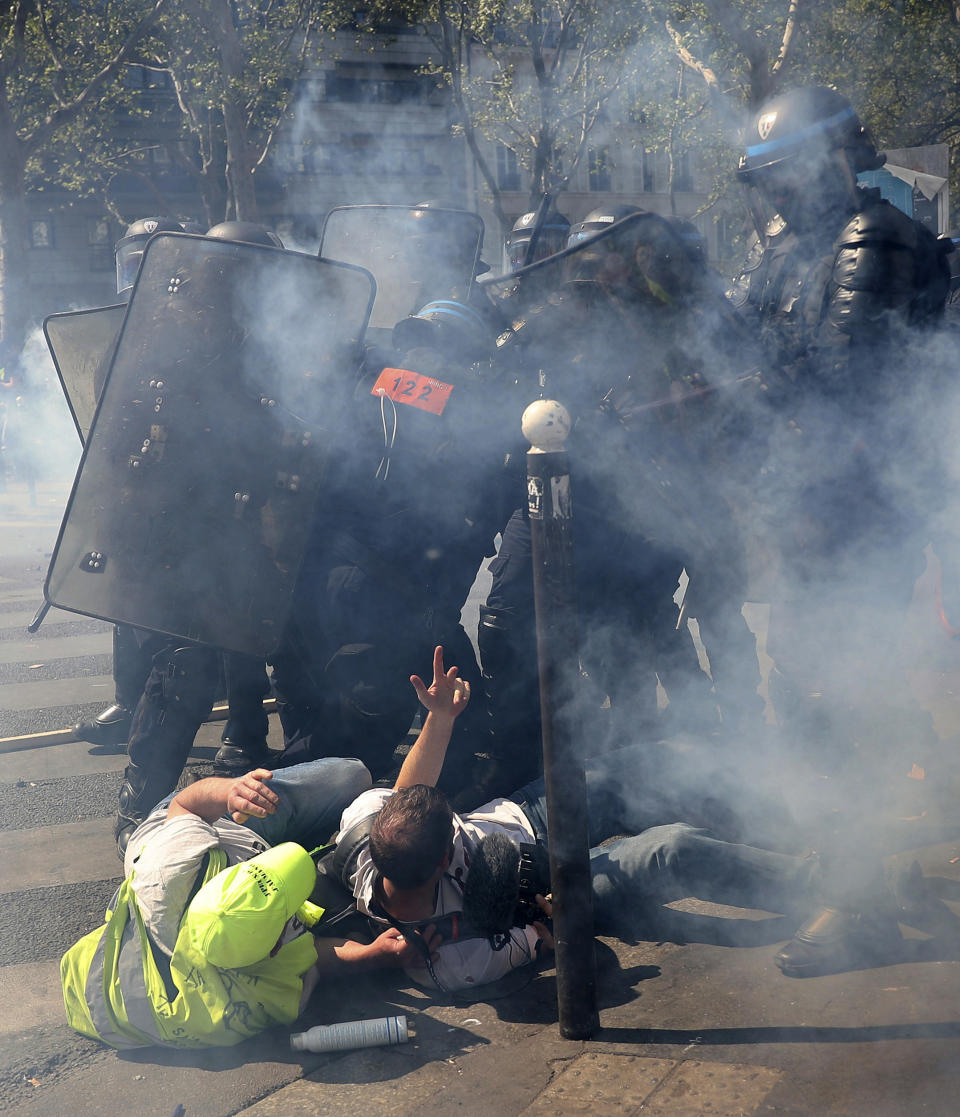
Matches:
[336,788,540,991]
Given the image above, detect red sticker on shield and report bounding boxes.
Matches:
[372,368,454,415]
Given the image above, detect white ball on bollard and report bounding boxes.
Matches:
[522,399,571,453]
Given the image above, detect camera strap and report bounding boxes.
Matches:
[368,897,453,996]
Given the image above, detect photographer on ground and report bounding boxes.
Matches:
[335,645,903,992]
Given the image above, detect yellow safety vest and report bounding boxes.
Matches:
[61,850,319,1049]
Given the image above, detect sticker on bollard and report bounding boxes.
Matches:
[290,1014,409,1053]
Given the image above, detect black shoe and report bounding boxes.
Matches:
[212,740,271,777]
[74,703,132,748]
[774,900,903,978]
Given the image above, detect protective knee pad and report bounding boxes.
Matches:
[125,645,217,772]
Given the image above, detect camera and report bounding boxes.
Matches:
[511,842,552,928]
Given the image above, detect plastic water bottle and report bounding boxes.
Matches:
[290,1014,409,1053]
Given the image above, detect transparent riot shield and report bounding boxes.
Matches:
[484,209,755,379]
[44,233,375,657]
[482,211,764,557]
[43,303,127,443]
[319,204,484,331]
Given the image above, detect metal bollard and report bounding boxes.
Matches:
[523,400,598,1041]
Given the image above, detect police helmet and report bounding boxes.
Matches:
[737,86,884,185]
[205,220,284,248]
[115,216,184,295]
[507,209,571,270]
[393,299,493,363]
[566,204,645,249]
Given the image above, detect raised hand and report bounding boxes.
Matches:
[410,645,470,721]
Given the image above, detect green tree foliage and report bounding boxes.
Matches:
[51,0,352,228]
[797,0,960,216]
[0,0,168,352]
[378,0,649,230]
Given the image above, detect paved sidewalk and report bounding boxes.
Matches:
[235,802,960,1117]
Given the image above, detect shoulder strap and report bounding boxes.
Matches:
[329,814,377,885]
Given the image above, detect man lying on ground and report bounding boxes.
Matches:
[332,647,901,993]
[61,645,471,1049]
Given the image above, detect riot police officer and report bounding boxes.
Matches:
[473,207,764,807]
[729,87,953,976]
[268,291,513,793]
[729,86,950,765]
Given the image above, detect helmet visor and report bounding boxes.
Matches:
[115,240,146,295]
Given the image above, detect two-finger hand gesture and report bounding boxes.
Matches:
[410,645,470,721]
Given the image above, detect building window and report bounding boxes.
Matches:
[87,217,111,246]
[674,151,693,192]
[124,64,169,89]
[640,148,654,193]
[324,62,436,105]
[588,147,611,192]
[30,219,54,248]
[497,146,521,192]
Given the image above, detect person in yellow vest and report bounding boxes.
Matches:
[61,646,471,1048]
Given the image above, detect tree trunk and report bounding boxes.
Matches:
[0,110,31,360]
[206,0,258,221]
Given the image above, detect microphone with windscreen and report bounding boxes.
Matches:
[463,832,550,939]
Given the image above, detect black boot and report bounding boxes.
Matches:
[115,761,176,860]
[212,720,271,777]
[774,862,903,978]
[74,703,132,748]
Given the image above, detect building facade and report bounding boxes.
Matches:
[22,24,720,339]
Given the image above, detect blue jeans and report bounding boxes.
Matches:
[241,757,372,849]
[514,746,818,935]
[157,757,371,850]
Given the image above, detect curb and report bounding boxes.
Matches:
[0,698,278,754]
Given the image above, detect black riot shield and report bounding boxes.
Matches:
[43,303,127,443]
[319,204,484,331]
[44,233,375,657]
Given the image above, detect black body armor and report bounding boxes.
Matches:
[729,189,950,402]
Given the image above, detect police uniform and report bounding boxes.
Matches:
[269,291,516,796]
[730,87,953,977]
[730,87,951,774]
